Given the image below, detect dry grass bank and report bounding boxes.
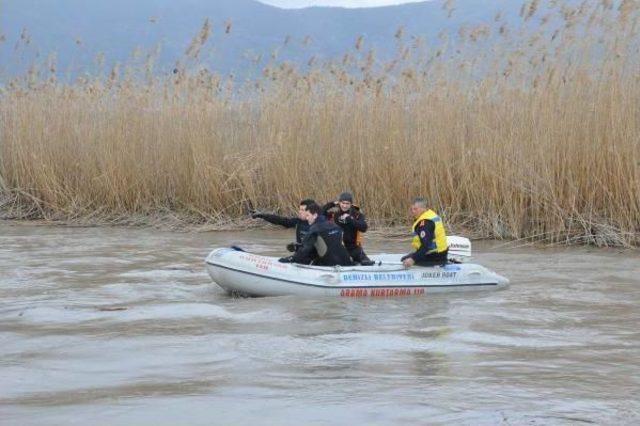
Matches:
[1,0,639,246]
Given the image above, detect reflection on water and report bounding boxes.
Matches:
[1,223,639,425]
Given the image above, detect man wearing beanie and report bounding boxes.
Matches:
[321,192,374,266]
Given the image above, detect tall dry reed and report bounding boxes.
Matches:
[1,0,639,246]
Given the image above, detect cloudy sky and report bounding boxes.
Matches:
[258,0,430,8]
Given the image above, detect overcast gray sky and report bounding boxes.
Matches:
[258,0,430,8]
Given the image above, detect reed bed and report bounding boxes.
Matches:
[1,0,639,246]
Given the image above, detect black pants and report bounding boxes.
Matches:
[414,250,449,266]
[347,246,372,264]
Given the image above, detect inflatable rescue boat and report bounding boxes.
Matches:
[205,237,508,297]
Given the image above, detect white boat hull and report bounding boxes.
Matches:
[205,247,509,298]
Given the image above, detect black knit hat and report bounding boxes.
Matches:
[338,192,353,202]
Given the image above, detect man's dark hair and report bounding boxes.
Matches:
[306,202,321,215]
[299,199,315,210]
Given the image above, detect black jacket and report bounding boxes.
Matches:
[291,216,353,266]
[255,213,310,244]
[321,202,368,249]
[412,219,436,261]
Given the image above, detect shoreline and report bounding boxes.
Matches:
[2,214,637,250]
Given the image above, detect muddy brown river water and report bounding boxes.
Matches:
[1,223,639,425]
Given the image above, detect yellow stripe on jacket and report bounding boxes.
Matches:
[411,209,448,254]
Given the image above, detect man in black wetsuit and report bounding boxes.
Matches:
[322,192,374,265]
[279,203,353,266]
[252,199,315,253]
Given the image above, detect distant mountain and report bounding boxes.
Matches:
[0,0,520,80]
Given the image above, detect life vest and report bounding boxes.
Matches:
[411,209,447,254]
[352,205,364,247]
[355,228,364,247]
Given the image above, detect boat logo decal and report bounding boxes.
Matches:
[238,253,287,271]
[341,272,415,282]
[341,287,425,297]
[421,271,458,279]
[448,243,470,249]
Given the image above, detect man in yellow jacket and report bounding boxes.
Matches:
[401,197,449,268]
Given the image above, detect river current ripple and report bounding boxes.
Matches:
[1,224,639,425]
